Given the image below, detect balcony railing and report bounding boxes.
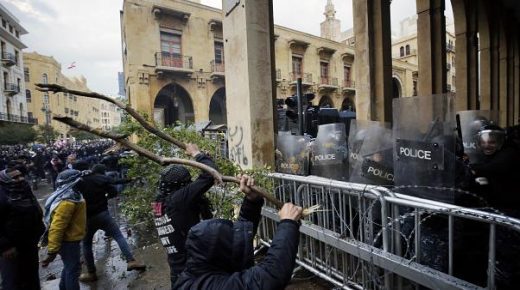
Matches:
[446,43,455,52]
[210,60,225,73]
[155,52,193,70]
[0,113,37,124]
[319,76,338,88]
[289,72,312,84]
[1,52,16,66]
[4,83,20,95]
[210,60,225,80]
[342,80,356,90]
[447,63,451,70]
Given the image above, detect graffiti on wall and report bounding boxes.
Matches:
[228,125,249,166]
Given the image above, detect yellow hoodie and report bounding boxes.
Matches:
[47,199,87,254]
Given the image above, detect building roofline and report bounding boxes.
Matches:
[0,3,28,34]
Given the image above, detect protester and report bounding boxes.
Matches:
[152,143,217,288]
[0,167,45,290]
[74,163,145,282]
[45,155,65,190]
[41,169,87,290]
[173,175,303,290]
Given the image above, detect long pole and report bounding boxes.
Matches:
[296,78,304,135]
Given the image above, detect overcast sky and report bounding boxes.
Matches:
[2,0,453,96]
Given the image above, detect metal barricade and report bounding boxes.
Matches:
[258,173,520,290]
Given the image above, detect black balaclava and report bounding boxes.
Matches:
[157,165,192,198]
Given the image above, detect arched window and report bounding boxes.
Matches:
[399,46,404,57]
[42,73,48,84]
[405,44,410,55]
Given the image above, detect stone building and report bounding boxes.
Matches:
[392,15,457,94]
[24,52,104,139]
[121,0,418,127]
[0,3,30,125]
[101,101,122,131]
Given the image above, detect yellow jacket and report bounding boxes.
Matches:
[48,199,86,254]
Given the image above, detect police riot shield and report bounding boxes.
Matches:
[349,122,394,186]
[393,94,458,204]
[310,123,348,181]
[275,133,311,175]
[457,110,499,164]
[348,120,387,177]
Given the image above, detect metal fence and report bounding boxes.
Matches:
[257,173,520,290]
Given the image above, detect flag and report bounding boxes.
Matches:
[67,62,76,69]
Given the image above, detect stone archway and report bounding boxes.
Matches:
[209,87,227,125]
[318,95,333,108]
[153,83,194,127]
[341,96,356,112]
[392,77,402,99]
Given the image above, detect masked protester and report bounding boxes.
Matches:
[173,175,303,290]
[0,167,45,290]
[40,169,87,290]
[152,143,217,288]
[74,163,145,282]
[469,124,520,289]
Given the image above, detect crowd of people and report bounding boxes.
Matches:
[0,140,305,290]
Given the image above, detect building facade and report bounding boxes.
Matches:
[121,0,418,127]
[0,3,30,124]
[391,15,457,94]
[23,52,103,139]
[100,101,122,131]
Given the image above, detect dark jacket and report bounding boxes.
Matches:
[174,198,300,290]
[0,183,45,252]
[74,173,118,217]
[470,145,520,217]
[155,154,217,274]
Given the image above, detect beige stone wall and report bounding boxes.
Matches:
[121,0,225,123]
[122,0,417,121]
[392,30,457,93]
[23,52,101,139]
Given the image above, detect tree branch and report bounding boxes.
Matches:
[52,116,284,208]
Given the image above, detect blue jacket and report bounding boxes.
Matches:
[174,197,300,290]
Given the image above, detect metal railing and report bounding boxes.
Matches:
[210,60,225,73]
[319,77,338,87]
[3,83,20,94]
[258,173,520,290]
[0,112,37,124]
[290,72,313,83]
[155,52,193,70]
[342,80,355,89]
[1,51,16,66]
[447,43,456,52]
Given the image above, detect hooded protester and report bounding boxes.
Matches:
[0,167,45,290]
[74,162,145,283]
[40,169,87,290]
[173,176,303,290]
[152,143,217,288]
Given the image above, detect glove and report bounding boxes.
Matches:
[41,252,58,267]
